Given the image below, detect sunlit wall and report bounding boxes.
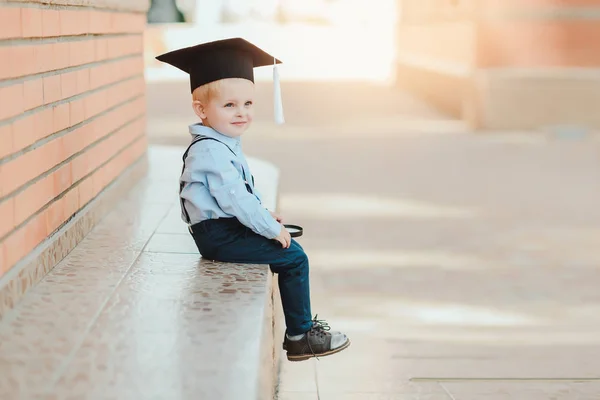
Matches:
[396,0,600,130]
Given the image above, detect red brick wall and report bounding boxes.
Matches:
[0,1,147,276]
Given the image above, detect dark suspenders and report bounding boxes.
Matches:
[180,136,254,224]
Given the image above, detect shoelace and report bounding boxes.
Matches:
[307,315,330,360]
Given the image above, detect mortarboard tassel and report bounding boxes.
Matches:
[273,58,285,124]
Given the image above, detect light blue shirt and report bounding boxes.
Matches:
[180,123,282,239]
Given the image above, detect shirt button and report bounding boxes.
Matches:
[230,189,235,194]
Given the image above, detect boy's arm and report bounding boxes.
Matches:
[253,185,263,204]
[186,147,281,239]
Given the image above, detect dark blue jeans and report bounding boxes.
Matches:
[190,217,313,336]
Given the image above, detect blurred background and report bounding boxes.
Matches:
[142,3,600,397]
[144,0,600,141]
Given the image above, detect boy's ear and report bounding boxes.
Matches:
[192,100,207,119]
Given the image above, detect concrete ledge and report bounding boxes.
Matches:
[474,69,600,130]
[396,61,470,119]
[0,145,283,399]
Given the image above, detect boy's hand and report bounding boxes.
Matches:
[270,211,283,223]
[274,224,291,249]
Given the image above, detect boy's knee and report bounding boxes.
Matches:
[298,251,309,266]
[287,246,308,268]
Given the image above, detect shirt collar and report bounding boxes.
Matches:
[189,123,241,149]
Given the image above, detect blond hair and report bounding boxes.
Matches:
[192,80,224,104]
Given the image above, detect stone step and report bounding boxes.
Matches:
[0,145,283,400]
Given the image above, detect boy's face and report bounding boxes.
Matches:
[197,78,255,137]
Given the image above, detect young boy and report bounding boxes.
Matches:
[156,38,350,361]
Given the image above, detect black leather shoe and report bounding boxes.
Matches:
[284,316,350,361]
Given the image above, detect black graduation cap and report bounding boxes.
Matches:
[156,37,279,86]
[156,37,284,124]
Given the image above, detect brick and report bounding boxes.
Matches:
[2,139,59,196]
[13,109,52,153]
[69,40,95,67]
[85,117,99,144]
[54,42,70,71]
[89,10,111,34]
[84,91,107,119]
[42,9,61,37]
[82,40,96,64]
[68,41,84,66]
[23,78,45,111]
[43,75,62,104]
[35,44,55,72]
[77,176,94,205]
[78,122,93,149]
[123,13,146,33]
[45,197,64,235]
[79,10,91,35]
[83,93,97,120]
[111,13,135,34]
[106,36,143,59]
[106,62,118,81]
[63,125,84,158]
[2,223,26,269]
[63,187,79,218]
[60,71,77,100]
[42,137,66,174]
[0,124,12,159]
[95,38,108,61]
[0,84,25,121]
[89,64,110,89]
[33,44,51,74]
[12,115,35,153]
[76,69,90,93]
[85,144,104,174]
[33,108,53,141]
[21,8,43,38]
[25,213,47,250]
[52,103,70,132]
[13,175,53,226]
[71,151,88,181]
[12,45,38,77]
[69,99,85,126]
[0,7,22,39]
[0,197,15,238]
[93,113,112,136]
[60,10,88,36]
[35,43,61,73]
[53,163,72,196]
[2,152,33,196]
[88,65,103,90]
[0,47,12,79]
[113,13,138,33]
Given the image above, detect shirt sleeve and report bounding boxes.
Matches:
[253,184,263,203]
[185,145,281,239]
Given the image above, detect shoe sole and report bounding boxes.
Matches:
[286,339,351,362]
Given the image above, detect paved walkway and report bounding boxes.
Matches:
[269,128,600,400]
[148,81,600,399]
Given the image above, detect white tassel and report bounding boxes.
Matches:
[273,58,285,125]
